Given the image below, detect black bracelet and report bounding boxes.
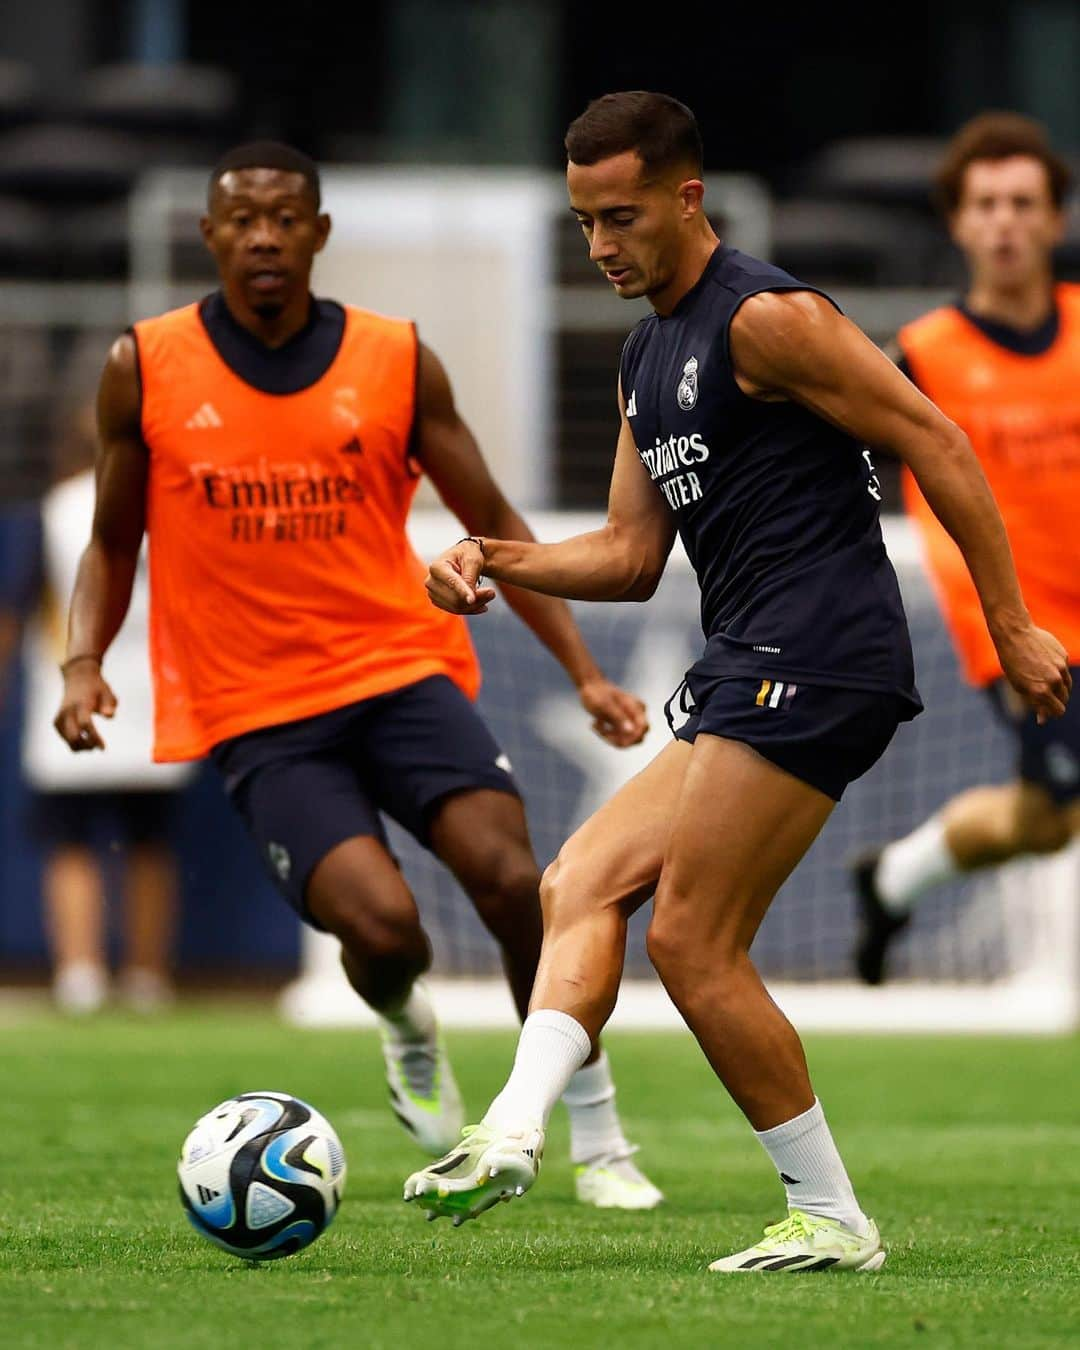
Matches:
[60,653,102,675]
[457,535,485,557]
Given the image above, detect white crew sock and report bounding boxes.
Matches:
[483,1009,592,1132]
[875,814,958,914]
[755,1098,870,1237]
[376,980,437,1044]
[561,1052,631,1164]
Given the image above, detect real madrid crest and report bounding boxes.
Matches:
[676,355,699,411]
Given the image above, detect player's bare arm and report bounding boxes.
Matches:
[427,378,676,613]
[53,335,148,751]
[729,289,1070,721]
[415,342,648,747]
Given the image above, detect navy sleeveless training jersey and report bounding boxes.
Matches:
[620,245,921,708]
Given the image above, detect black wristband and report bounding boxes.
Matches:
[457,535,485,557]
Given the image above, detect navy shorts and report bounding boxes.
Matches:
[27,789,180,851]
[210,676,520,919]
[987,667,1080,804]
[667,674,914,801]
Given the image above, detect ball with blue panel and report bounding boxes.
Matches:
[177,1091,346,1260]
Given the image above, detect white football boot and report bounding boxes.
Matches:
[574,1146,664,1210]
[378,983,464,1156]
[709,1209,886,1273]
[52,962,108,1015]
[403,1121,544,1225]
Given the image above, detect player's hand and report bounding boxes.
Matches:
[994,623,1071,724]
[578,676,648,747]
[426,540,497,615]
[54,664,118,751]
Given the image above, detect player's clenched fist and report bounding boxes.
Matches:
[426,538,496,616]
[995,623,1072,724]
[54,658,117,751]
[578,676,648,747]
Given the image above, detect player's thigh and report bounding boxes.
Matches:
[652,735,834,958]
[544,738,693,921]
[229,753,416,937]
[428,787,540,902]
[305,835,425,953]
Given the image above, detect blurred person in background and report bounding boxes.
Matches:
[0,348,192,1014]
[51,142,662,1210]
[853,113,1080,985]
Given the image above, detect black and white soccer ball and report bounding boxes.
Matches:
[178,1091,346,1260]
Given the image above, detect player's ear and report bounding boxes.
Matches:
[679,179,705,217]
[314,212,332,253]
[199,214,216,255]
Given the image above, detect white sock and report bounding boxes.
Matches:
[754,1098,870,1237]
[875,814,957,914]
[483,1009,591,1132]
[376,980,437,1044]
[561,1052,631,1164]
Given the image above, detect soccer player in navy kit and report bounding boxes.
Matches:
[404,93,1070,1271]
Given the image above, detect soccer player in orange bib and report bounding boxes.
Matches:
[853,113,1080,984]
[53,142,662,1210]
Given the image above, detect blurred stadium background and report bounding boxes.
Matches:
[2,0,1079,1029]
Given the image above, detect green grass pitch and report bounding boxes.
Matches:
[2,1005,1077,1349]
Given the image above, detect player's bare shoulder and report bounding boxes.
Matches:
[414,340,465,432]
[98,332,144,437]
[730,290,839,399]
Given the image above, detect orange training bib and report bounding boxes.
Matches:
[899,284,1080,686]
[134,301,480,760]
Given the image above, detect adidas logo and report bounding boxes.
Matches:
[196,1185,222,1204]
[185,402,223,430]
[495,753,513,774]
[625,388,638,418]
[779,1172,800,1184]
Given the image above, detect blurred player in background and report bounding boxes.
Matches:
[1,358,191,1014]
[853,113,1080,985]
[407,91,1069,1271]
[52,142,662,1210]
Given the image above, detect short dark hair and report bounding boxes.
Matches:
[565,91,703,178]
[934,111,1071,213]
[208,141,321,209]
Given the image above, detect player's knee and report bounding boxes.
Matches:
[538,850,593,930]
[451,837,540,947]
[645,911,692,984]
[541,841,637,929]
[462,839,540,909]
[538,853,564,918]
[1016,806,1070,855]
[316,896,426,966]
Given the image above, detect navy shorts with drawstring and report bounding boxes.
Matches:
[666,673,917,802]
